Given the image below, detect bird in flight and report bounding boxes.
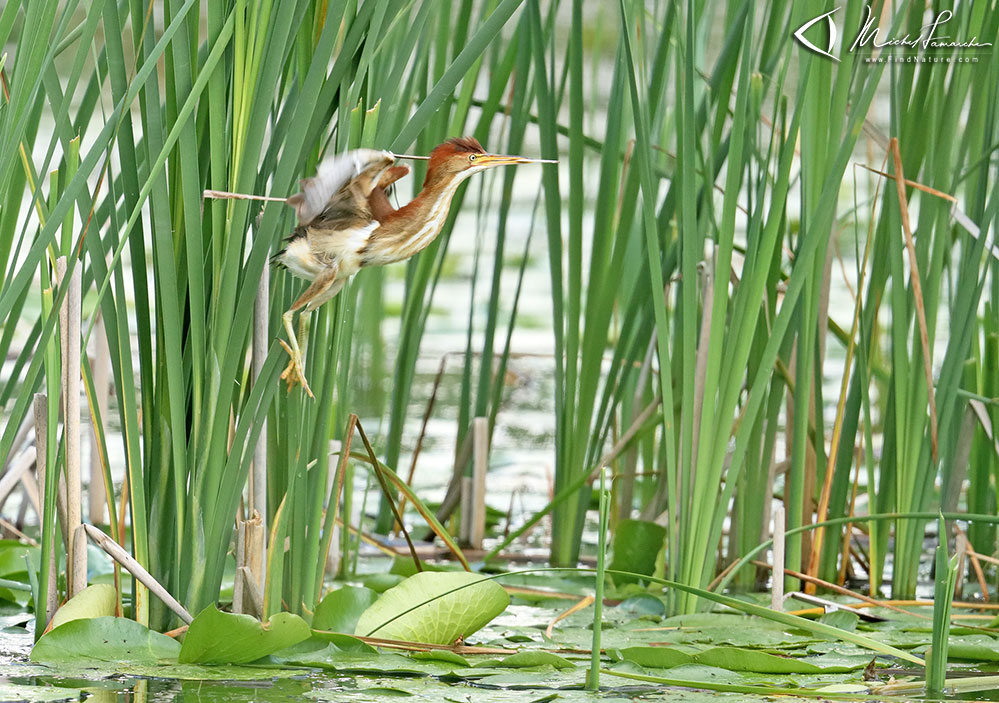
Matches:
[274,137,555,396]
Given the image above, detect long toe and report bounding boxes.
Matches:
[298,368,314,399]
[278,340,313,397]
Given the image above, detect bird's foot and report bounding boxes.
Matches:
[279,339,314,398]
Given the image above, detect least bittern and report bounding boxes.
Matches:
[274,137,554,396]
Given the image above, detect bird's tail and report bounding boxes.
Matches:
[271,226,308,268]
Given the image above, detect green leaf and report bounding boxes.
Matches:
[313,586,378,633]
[0,683,84,702]
[695,646,866,673]
[48,584,116,631]
[360,573,407,593]
[410,650,470,667]
[178,605,311,664]
[620,646,696,669]
[355,572,509,644]
[498,651,577,670]
[609,520,667,583]
[818,610,859,632]
[308,632,378,653]
[616,593,667,616]
[948,642,999,662]
[30,617,180,664]
[0,542,39,579]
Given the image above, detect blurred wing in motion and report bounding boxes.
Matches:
[286,149,395,225]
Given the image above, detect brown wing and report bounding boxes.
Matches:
[286,149,395,226]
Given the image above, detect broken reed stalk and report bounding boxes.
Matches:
[470,417,488,550]
[202,189,287,203]
[201,154,434,204]
[250,263,269,589]
[83,523,193,624]
[58,257,86,597]
[33,393,58,625]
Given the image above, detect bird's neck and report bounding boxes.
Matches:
[369,174,467,263]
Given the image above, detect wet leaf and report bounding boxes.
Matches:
[178,605,310,664]
[116,663,304,680]
[814,683,871,693]
[695,646,867,673]
[283,648,449,675]
[497,651,576,669]
[409,650,470,667]
[619,645,696,668]
[30,616,180,665]
[948,641,999,662]
[0,683,83,702]
[355,572,509,644]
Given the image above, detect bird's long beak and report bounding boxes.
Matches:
[476,153,559,167]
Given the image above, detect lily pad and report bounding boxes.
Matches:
[948,641,999,662]
[0,683,83,702]
[116,663,305,680]
[283,647,452,676]
[313,586,378,633]
[619,645,697,668]
[30,616,180,665]
[48,584,116,631]
[616,593,667,616]
[354,572,509,645]
[695,645,865,673]
[409,649,469,667]
[497,651,576,669]
[178,604,311,664]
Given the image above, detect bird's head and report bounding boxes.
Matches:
[423,137,555,186]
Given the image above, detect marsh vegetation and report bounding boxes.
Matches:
[0,0,998,700]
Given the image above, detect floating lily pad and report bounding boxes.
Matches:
[282,647,452,676]
[619,645,697,668]
[178,605,311,664]
[0,683,83,702]
[815,609,859,632]
[359,572,406,593]
[307,631,377,652]
[695,645,866,673]
[116,663,305,680]
[355,572,509,644]
[497,651,576,669]
[409,649,469,667]
[948,641,999,662]
[30,617,180,665]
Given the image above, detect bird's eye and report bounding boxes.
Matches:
[468,154,477,162]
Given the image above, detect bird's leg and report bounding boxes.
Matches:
[297,312,309,359]
[279,264,339,398]
[280,309,313,398]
